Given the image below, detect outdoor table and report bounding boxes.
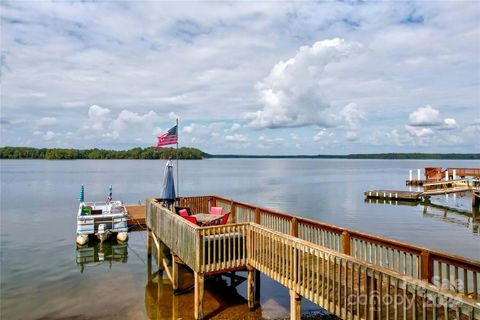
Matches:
[191,213,223,226]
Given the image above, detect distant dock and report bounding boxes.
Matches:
[364,190,426,201]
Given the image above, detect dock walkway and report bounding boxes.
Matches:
[146,195,480,319]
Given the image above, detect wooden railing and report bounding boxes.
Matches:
[249,224,479,319]
[146,200,199,269]
[445,168,480,178]
[147,198,480,319]
[181,195,480,300]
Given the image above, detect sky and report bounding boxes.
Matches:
[1,1,479,155]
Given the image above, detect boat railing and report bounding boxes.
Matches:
[180,195,480,300]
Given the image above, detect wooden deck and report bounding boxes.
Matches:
[146,196,480,319]
[125,205,146,226]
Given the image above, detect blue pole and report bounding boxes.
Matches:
[79,185,85,202]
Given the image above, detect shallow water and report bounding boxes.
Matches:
[1,159,479,319]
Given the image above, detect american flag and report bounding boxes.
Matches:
[156,125,178,147]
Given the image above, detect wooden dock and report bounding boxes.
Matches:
[364,190,425,201]
[146,195,480,319]
[367,179,478,202]
[125,205,146,227]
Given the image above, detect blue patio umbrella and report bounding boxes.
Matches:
[161,160,176,204]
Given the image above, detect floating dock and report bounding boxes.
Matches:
[125,205,146,227]
[146,195,480,319]
[364,190,426,201]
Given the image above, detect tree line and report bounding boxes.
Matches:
[0,146,207,160]
[1,147,478,160]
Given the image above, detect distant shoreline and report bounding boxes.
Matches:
[1,147,479,160]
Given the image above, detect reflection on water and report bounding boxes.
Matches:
[76,241,128,272]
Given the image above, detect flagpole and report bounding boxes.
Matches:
[176,118,179,201]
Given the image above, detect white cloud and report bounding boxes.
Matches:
[313,129,334,141]
[441,118,457,130]
[225,133,248,142]
[230,123,241,132]
[345,131,359,141]
[86,105,111,131]
[246,38,363,129]
[37,117,57,127]
[340,103,366,130]
[32,130,42,136]
[408,105,442,126]
[405,125,434,138]
[43,131,56,141]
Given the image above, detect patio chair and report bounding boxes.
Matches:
[210,207,223,215]
[183,216,198,225]
[221,212,230,225]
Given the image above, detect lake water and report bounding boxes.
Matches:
[1,159,479,319]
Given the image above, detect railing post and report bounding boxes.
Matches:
[291,217,298,237]
[420,251,434,283]
[255,207,260,224]
[211,196,217,208]
[342,231,351,255]
[231,201,236,223]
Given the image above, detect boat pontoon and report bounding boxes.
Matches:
[76,200,129,245]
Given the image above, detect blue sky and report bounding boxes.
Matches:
[1,1,479,154]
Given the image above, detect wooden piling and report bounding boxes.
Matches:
[289,290,301,320]
[172,254,179,290]
[248,267,255,310]
[194,272,204,320]
[147,229,152,281]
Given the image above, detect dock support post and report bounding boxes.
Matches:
[453,169,457,180]
[417,169,421,181]
[147,229,152,280]
[248,267,256,310]
[409,170,412,181]
[255,270,261,305]
[194,272,204,320]
[289,290,301,320]
[172,254,179,290]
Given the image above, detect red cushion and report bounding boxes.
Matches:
[179,209,189,217]
[184,216,197,225]
[210,207,223,215]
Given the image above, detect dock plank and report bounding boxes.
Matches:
[126,205,146,226]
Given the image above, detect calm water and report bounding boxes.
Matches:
[1,159,479,319]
